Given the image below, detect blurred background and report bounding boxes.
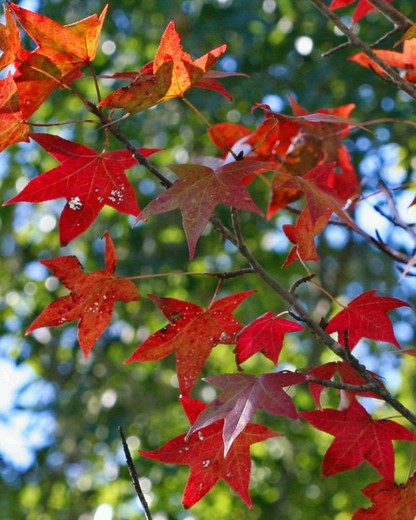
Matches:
[1,0,416,518]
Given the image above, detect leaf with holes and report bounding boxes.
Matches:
[140,396,279,508]
[3,134,160,245]
[26,232,139,359]
[125,291,255,395]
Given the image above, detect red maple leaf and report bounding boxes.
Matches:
[329,0,394,23]
[306,361,386,407]
[3,134,159,245]
[125,291,255,395]
[139,160,265,258]
[261,99,359,218]
[352,474,416,519]
[279,163,359,266]
[235,312,304,365]
[325,290,411,350]
[186,371,305,455]
[140,396,279,508]
[99,21,236,114]
[26,232,139,359]
[301,399,414,482]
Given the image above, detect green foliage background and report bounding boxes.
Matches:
[1,1,416,519]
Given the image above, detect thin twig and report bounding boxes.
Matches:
[367,0,413,31]
[322,26,401,58]
[127,268,255,281]
[118,426,153,520]
[290,274,316,294]
[309,0,416,100]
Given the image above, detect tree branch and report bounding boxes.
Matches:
[309,0,416,100]
[367,0,413,30]
[307,376,378,393]
[118,426,153,520]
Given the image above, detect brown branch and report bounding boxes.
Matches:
[309,0,416,100]
[322,26,401,58]
[367,0,413,31]
[307,376,378,393]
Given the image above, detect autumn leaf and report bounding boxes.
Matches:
[352,474,416,519]
[329,0,394,23]
[140,396,279,508]
[26,232,139,359]
[0,73,30,151]
[99,21,234,114]
[349,38,416,79]
[125,291,255,395]
[187,371,305,455]
[8,2,108,64]
[0,4,107,122]
[266,100,359,218]
[306,361,386,408]
[3,134,160,245]
[139,160,266,258]
[0,5,22,70]
[281,163,357,227]
[283,205,332,266]
[234,312,304,365]
[325,290,411,350]
[301,399,414,482]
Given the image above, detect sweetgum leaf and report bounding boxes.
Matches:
[99,21,234,114]
[0,5,22,70]
[26,232,139,359]
[325,290,411,350]
[353,474,416,519]
[8,2,108,64]
[187,371,305,455]
[140,396,279,508]
[140,160,266,258]
[3,134,159,245]
[235,311,304,365]
[0,73,30,151]
[301,399,414,482]
[125,291,255,395]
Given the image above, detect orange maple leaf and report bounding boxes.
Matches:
[99,21,233,114]
[350,38,416,81]
[8,2,108,64]
[0,73,30,151]
[0,5,23,70]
